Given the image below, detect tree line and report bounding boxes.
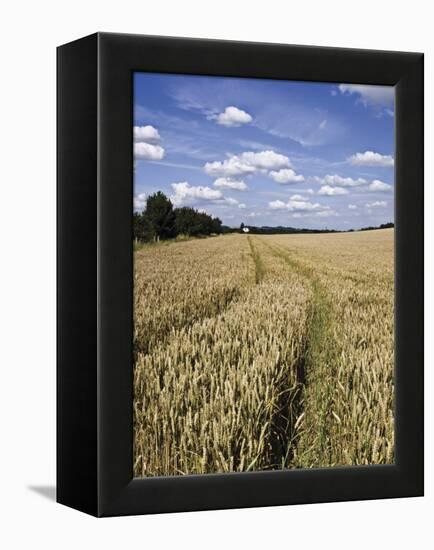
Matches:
[242,222,394,235]
[133,191,224,242]
[242,224,340,235]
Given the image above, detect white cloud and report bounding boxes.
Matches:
[269,168,304,184]
[366,201,387,208]
[134,142,165,161]
[170,183,246,210]
[290,194,306,201]
[216,106,253,127]
[221,196,247,208]
[134,193,147,211]
[170,181,223,206]
[269,200,287,210]
[314,174,367,187]
[348,151,394,167]
[338,84,394,107]
[348,204,358,210]
[224,197,239,206]
[133,125,161,142]
[315,210,338,217]
[204,150,291,177]
[269,199,326,212]
[241,151,291,171]
[319,119,327,130]
[314,174,393,194]
[204,156,255,177]
[368,179,393,192]
[133,123,165,160]
[318,185,348,196]
[214,177,248,191]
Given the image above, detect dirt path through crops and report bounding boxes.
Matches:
[247,236,265,284]
[255,238,339,465]
[246,237,307,466]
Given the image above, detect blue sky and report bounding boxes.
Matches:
[133,73,394,230]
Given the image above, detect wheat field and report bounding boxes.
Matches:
[133,229,394,477]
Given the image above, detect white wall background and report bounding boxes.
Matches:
[0,1,431,547]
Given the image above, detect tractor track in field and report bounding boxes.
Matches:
[247,236,303,468]
[256,237,338,466]
[247,236,265,284]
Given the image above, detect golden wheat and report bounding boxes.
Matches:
[133,229,394,476]
[133,235,252,355]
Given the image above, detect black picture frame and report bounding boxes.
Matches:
[57,32,424,517]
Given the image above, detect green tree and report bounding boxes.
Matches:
[174,207,223,236]
[133,212,154,242]
[211,216,223,235]
[174,207,200,236]
[146,192,176,240]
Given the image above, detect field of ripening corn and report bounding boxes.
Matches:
[133,229,394,477]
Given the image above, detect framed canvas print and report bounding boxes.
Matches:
[57,32,424,517]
